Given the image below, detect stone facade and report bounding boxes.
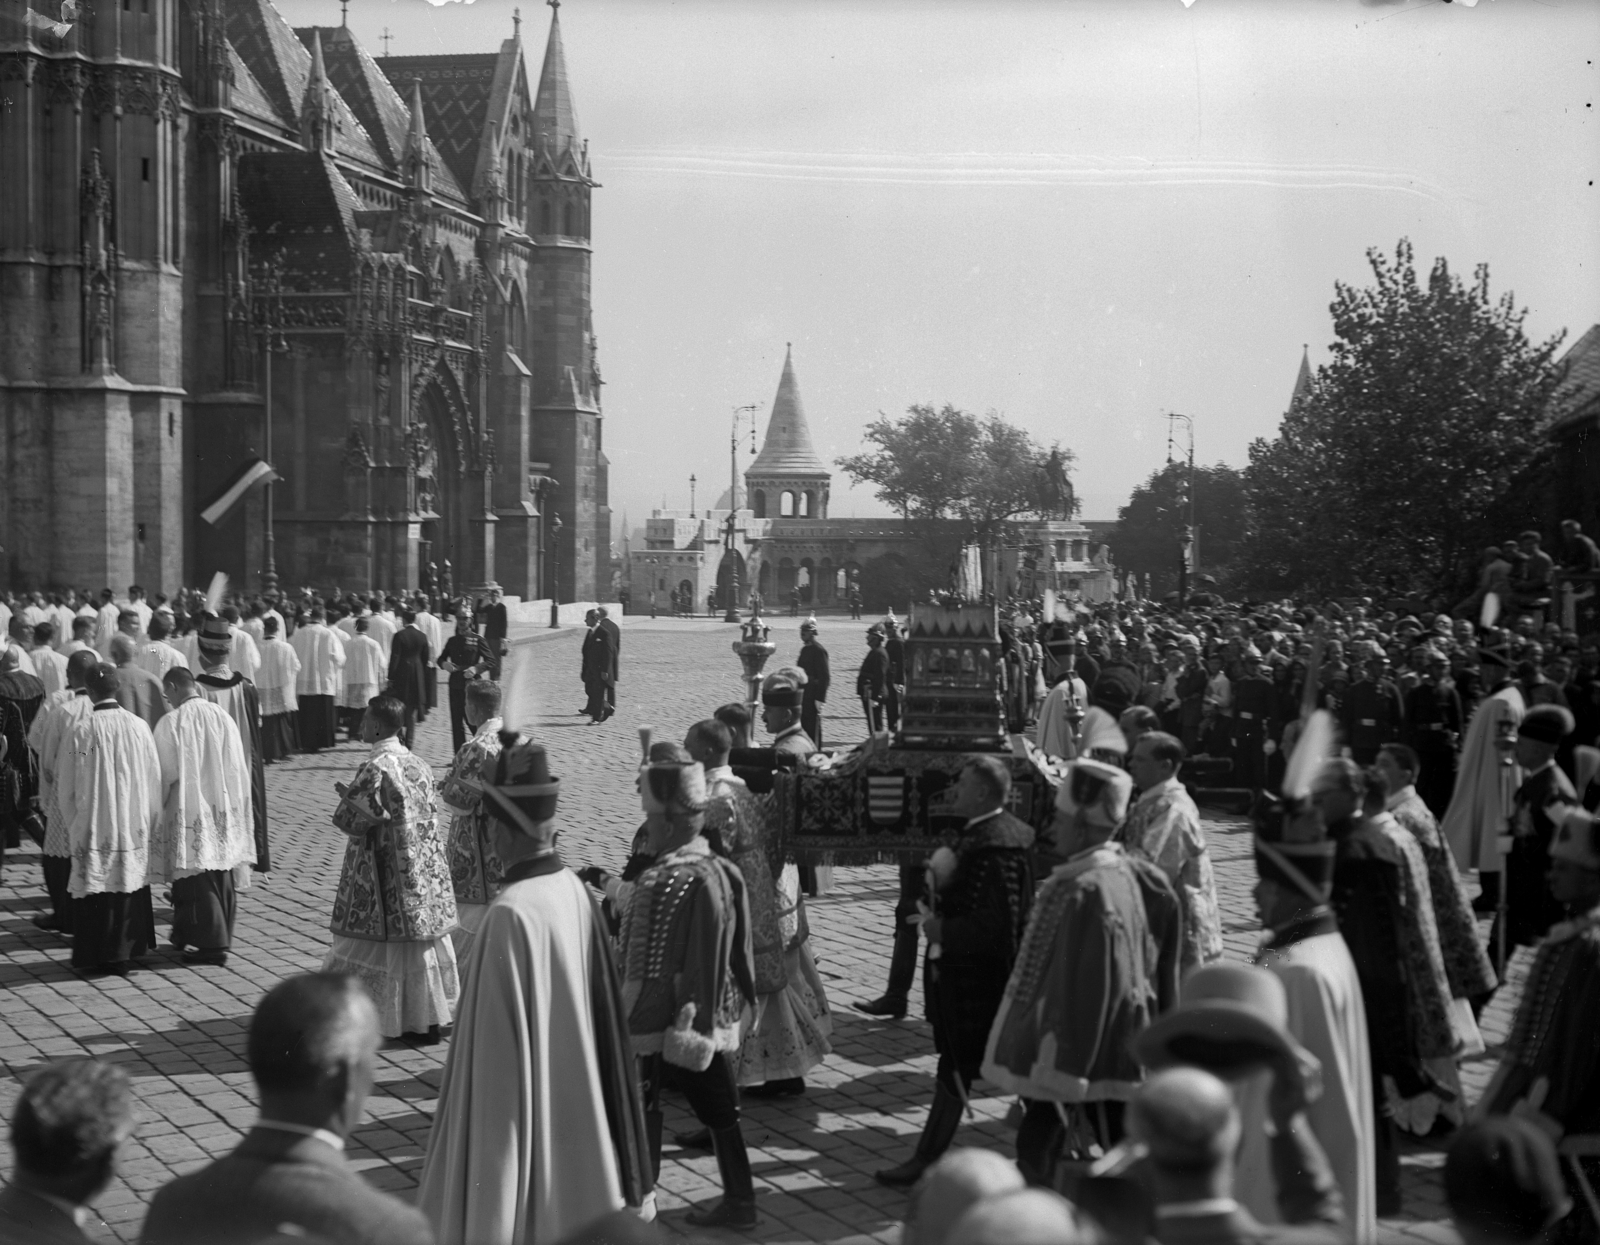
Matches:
[0,0,608,600]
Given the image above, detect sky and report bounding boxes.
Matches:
[275,0,1600,526]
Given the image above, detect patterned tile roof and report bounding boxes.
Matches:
[239,150,362,285]
[380,53,500,194]
[297,25,466,203]
[227,41,286,131]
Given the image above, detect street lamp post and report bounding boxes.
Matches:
[253,253,289,596]
[724,403,760,622]
[1166,412,1196,607]
[549,511,563,628]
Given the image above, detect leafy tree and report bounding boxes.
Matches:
[1241,239,1568,595]
[1112,462,1250,597]
[837,404,1072,591]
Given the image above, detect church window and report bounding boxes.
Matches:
[800,491,812,517]
[141,158,150,181]
[563,202,576,235]
[540,199,553,234]
[779,491,795,517]
[752,490,766,519]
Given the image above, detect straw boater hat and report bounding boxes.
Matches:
[1133,963,1320,1091]
[481,737,561,837]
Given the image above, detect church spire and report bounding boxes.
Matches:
[403,77,432,192]
[301,30,339,154]
[1288,343,1312,412]
[531,0,585,174]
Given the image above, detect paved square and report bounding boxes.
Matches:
[0,614,1519,1242]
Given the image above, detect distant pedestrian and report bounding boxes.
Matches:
[598,606,621,714]
[580,609,614,724]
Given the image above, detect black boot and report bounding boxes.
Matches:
[672,1126,712,1150]
[874,1081,965,1187]
[645,1110,664,1182]
[685,1124,760,1229]
[854,924,918,1019]
[1472,871,1501,915]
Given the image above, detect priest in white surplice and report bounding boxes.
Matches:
[339,617,386,734]
[194,612,270,874]
[417,733,655,1242]
[57,663,161,977]
[255,616,302,763]
[26,650,100,934]
[153,668,257,967]
[290,607,345,753]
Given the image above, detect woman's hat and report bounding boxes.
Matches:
[1133,963,1321,1096]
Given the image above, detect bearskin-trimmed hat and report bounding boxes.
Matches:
[639,760,707,818]
[1518,704,1575,746]
[482,735,561,836]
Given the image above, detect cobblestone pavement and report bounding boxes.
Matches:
[0,614,1521,1244]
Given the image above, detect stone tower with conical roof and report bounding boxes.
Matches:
[746,345,831,519]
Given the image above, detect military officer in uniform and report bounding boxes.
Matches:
[1230,651,1276,795]
[1340,654,1405,765]
[796,617,830,748]
[1499,704,1577,964]
[857,626,890,735]
[1404,651,1463,818]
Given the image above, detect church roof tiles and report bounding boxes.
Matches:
[380,53,500,194]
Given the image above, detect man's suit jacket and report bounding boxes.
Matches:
[599,616,621,682]
[580,627,614,685]
[138,1128,433,1245]
[0,1184,93,1245]
[385,626,431,712]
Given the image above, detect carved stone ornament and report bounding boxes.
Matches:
[342,426,374,473]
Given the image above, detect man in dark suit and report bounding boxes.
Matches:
[580,609,614,724]
[385,610,431,749]
[140,973,433,1245]
[477,586,509,679]
[1132,1066,1340,1245]
[796,617,830,747]
[597,606,621,714]
[0,1057,133,1245]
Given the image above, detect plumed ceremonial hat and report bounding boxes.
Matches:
[1252,791,1335,903]
[1077,706,1126,759]
[1133,963,1320,1095]
[762,677,803,708]
[1518,704,1575,745]
[1551,807,1600,871]
[196,613,233,655]
[482,735,561,835]
[640,760,707,817]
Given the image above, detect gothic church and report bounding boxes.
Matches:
[0,0,608,600]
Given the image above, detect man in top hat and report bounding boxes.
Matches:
[875,756,1035,1188]
[857,625,890,734]
[322,695,459,1043]
[152,668,256,966]
[417,731,654,1242]
[58,663,161,977]
[439,679,507,958]
[796,615,830,748]
[1131,964,1346,1236]
[1251,789,1376,1240]
[982,758,1181,1185]
[1481,807,1600,1244]
[195,610,269,873]
[1501,704,1578,958]
[1444,647,1525,915]
[619,757,759,1229]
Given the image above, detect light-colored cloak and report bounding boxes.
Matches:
[1442,684,1524,873]
[1251,929,1376,1244]
[417,865,647,1244]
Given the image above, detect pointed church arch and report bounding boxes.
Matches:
[779,490,795,517]
[506,281,526,358]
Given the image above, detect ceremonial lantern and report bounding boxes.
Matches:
[732,608,777,710]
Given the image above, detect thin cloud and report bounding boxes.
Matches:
[603,149,1453,204]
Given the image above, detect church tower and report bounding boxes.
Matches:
[525,0,607,602]
[0,0,187,593]
[746,345,831,520]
